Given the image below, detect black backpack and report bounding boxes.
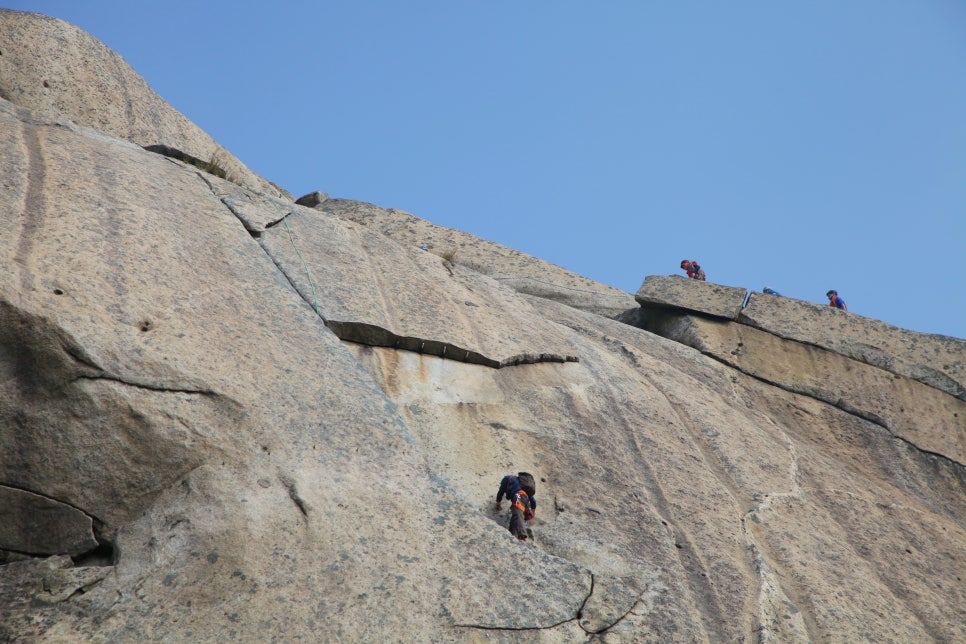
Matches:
[516,472,536,497]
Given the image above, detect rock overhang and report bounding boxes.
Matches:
[634,275,966,400]
[635,274,749,320]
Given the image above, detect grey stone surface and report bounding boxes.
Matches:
[294,190,328,207]
[1,15,965,643]
[635,274,749,320]
[258,205,579,367]
[0,95,592,642]
[0,487,97,556]
[37,565,112,603]
[742,291,966,400]
[633,311,965,464]
[0,9,289,200]
[317,197,639,318]
[578,575,641,634]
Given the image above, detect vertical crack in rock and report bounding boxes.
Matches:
[15,121,47,296]
[576,573,642,635]
[646,375,822,643]
[574,573,640,635]
[204,183,329,325]
[576,573,594,623]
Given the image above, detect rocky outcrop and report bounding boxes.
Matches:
[631,310,965,464]
[636,274,749,320]
[629,279,965,467]
[634,276,966,401]
[1,10,965,643]
[210,180,579,367]
[741,291,966,400]
[0,9,288,200]
[0,92,615,642]
[314,197,639,319]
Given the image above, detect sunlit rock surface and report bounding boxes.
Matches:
[635,274,748,320]
[0,8,288,200]
[1,9,964,643]
[316,197,639,319]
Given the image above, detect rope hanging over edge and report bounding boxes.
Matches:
[282,214,321,317]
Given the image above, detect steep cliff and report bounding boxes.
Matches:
[1,10,963,643]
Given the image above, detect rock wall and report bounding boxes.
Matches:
[1,10,964,643]
[0,9,288,200]
[635,275,966,400]
[315,197,639,319]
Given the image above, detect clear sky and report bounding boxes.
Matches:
[7,1,965,338]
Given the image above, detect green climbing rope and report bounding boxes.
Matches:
[281,215,321,317]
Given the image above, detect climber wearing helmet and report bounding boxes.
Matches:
[826,290,847,311]
[680,260,706,281]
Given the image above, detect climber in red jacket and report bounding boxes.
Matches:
[680,260,706,281]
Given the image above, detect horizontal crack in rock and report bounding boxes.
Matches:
[205,181,579,369]
[454,571,594,632]
[76,373,217,397]
[332,320,578,368]
[0,482,102,524]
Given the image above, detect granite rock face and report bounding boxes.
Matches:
[316,197,639,319]
[0,93,598,643]
[209,181,579,367]
[636,274,749,320]
[0,9,288,200]
[1,10,965,643]
[629,280,965,464]
[631,310,965,464]
[741,291,966,400]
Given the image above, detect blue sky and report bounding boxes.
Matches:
[7,2,965,338]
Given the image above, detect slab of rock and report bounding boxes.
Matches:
[349,295,966,642]
[294,190,328,208]
[258,206,579,367]
[2,14,966,642]
[0,96,596,642]
[314,197,638,318]
[635,274,749,320]
[742,292,966,399]
[200,181,578,366]
[0,486,97,556]
[636,312,966,464]
[0,9,288,200]
[0,99,247,528]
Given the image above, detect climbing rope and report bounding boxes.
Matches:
[281,214,321,317]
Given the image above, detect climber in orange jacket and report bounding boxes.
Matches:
[826,290,847,311]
